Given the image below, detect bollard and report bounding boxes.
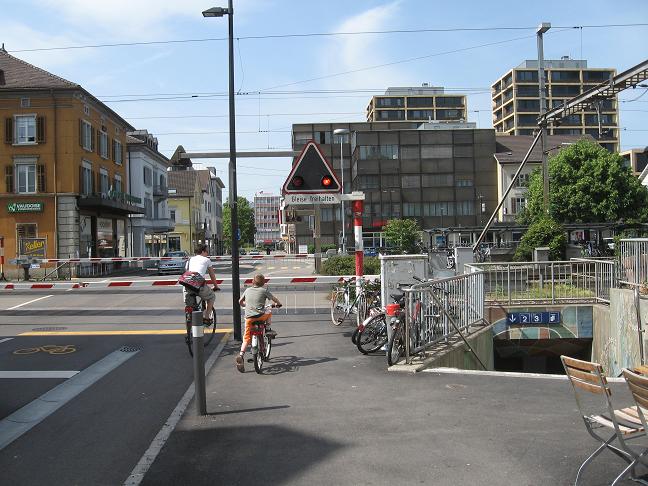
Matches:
[192,310,207,415]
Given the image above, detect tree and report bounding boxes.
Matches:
[222,197,255,249]
[513,215,567,261]
[518,140,648,225]
[383,219,421,254]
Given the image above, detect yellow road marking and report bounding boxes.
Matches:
[20,329,233,336]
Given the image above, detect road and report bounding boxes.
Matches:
[0,259,325,485]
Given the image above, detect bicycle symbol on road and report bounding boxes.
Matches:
[13,345,77,355]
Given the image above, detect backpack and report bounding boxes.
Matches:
[178,271,206,292]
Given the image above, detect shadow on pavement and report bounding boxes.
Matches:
[258,355,337,375]
[207,404,290,416]
[141,425,344,486]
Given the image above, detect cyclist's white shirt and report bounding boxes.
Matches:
[187,255,211,275]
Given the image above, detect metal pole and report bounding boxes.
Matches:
[192,310,207,415]
[537,22,551,213]
[314,205,322,273]
[227,0,242,342]
[353,200,364,298]
[635,286,645,366]
[340,138,346,253]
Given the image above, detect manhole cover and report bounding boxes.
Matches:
[119,345,142,353]
[31,326,68,331]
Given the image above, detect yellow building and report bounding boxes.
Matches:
[167,170,203,253]
[0,48,141,272]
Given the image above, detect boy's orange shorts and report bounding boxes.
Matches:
[244,313,271,341]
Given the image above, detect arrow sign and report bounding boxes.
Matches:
[282,141,341,195]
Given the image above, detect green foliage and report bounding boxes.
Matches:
[320,256,380,275]
[518,140,648,225]
[382,219,421,254]
[513,216,567,261]
[222,197,255,249]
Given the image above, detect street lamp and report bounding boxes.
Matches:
[537,22,551,212]
[333,128,349,253]
[203,2,242,341]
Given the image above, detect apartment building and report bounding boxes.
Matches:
[254,192,281,247]
[366,85,467,123]
[620,148,648,177]
[0,48,140,267]
[491,58,618,152]
[291,121,498,248]
[126,130,173,257]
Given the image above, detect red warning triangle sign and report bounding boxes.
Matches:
[282,141,341,194]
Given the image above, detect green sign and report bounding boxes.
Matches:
[7,202,44,213]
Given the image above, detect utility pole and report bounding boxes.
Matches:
[537,22,551,213]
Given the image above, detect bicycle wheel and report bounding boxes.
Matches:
[201,301,217,347]
[351,327,359,345]
[330,289,348,326]
[387,323,405,366]
[356,293,367,325]
[263,332,272,361]
[356,313,387,355]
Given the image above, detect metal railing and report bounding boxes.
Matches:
[403,271,486,364]
[467,259,617,305]
[618,239,648,287]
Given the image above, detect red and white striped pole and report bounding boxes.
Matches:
[0,236,5,281]
[353,200,364,296]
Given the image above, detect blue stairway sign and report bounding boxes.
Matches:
[507,311,561,325]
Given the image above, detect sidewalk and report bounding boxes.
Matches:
[140,315,635,486]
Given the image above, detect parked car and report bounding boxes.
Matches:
[158,251,188,275]
[239,248,247,255]
[364,247,378,257]
[248,250,261,255]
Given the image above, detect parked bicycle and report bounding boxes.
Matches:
[184,289,217,357]
[249,304,281,374]
[330,277,380,327]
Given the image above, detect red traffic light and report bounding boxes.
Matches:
[291,176,304,187]
[321,176,333,187]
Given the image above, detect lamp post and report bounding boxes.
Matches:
[333,128,349,253]
[203,2,242,341]
[537,22,551,213]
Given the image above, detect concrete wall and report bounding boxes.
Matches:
[426,325,495,371]
[592,289,648,376]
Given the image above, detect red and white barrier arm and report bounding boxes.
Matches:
[36,254,314,264]
[0,282,85,290]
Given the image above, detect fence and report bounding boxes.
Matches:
[618,238,648,288]
[467,259,617,305]
[403,271,485,364]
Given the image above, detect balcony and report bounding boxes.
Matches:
[78,191,144,215]
[153,184,168,199]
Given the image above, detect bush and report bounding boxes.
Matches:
[307,243,337,254]
[513,216,566,262]
[320,256,380,275]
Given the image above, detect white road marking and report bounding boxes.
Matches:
[0,347,138,451]
[281,266,288,270]
[7,295,53,310]
[0,338,14,345]
[124,332,230,486]
[293,266,301,269]
[267,266,275,270]
[0,371,79,379]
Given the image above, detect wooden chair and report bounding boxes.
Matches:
[561,356,647,485]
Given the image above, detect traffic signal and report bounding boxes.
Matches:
[282,141,341,194]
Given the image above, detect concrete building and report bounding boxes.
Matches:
[620,148,648,177]
[0,48,140,270]
[126,130,173,257]
[254,191,281,248]
[491,58,619,152]
[198,167,225,255]
[290,121,498,248]
[366,85,467,123]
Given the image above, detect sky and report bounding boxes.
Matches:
[1,0,647,199]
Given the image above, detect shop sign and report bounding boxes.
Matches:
[19,238,47,258]
[7,202,44,213]
[97,217,114,250]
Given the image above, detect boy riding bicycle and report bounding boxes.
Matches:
[236,273,282,372]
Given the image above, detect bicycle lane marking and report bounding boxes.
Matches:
[0,346,139,451]
[6,295,53,310]
[124,331,230,486]
[0,338,13,345]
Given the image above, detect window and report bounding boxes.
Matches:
[16,162,36,193]
[358,145,398,160]
[143,166,152,186]
[356,175,379,189]
[515,71,538,82]
[401,175,420,188]
[375,97,404,108]
[314,131,331,144]
[517,99,540,111]
[80,120,93,151]
[585,114,615,125]
[422,174,453,187]
[16,223,37,245]
[113,140,123,165]
[456,201,475,216]
[512,197,527,214]
[81,161,93,195]
[423,202,453,217]
[551,71,580,82]
[421,145,452,159]
[170,209,176,221]
[407,97,433,107]
[403,203,421,217]
[515,173,530,188]
[583,71,613,82]
[99,168,109,194]
[517,114,537,127]
[20,97,30,108]
[456,179,473,187]
[436,109,462,120]
[84,105,90,116]
[376,110,405,120]
[407,110,434,120]
[144,197,153,218]
[435,97,464,107]
[15,115,36,144]
[552,85,580,97]
[99,131,109,158]
[114,174,122,193]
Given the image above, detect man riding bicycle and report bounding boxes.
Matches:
[236,273,282,372]
[183,244,219,324]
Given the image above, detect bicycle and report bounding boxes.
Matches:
[249,304,281,374]
[331,277,379,327]
[183,288,218,357]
